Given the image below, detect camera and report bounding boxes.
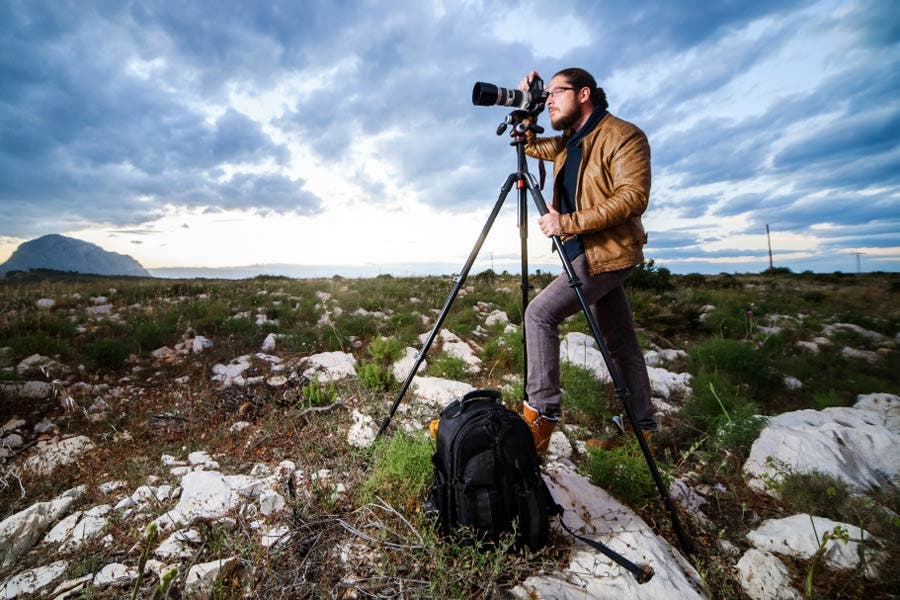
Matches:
[472,76,547,116]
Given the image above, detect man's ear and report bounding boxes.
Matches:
[577,86,592,105]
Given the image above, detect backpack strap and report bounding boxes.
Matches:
[556,513,654,584]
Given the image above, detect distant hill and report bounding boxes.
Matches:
[0,234,152,278]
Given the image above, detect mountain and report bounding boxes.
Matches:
[0,234,152,277]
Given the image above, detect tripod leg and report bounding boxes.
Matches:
[375,173,519,439]
[522,174,693,556]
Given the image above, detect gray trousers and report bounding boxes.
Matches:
[524,254,656,429]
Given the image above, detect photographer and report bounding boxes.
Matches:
[518,67,656,454]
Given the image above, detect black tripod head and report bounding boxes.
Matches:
[496,109,545,137]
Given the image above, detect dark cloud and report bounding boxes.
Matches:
[0,0,897,273]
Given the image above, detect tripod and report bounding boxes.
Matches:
[376,109,692,560]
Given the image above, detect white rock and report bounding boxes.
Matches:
[0,493,78,567]
[511,463,705,599]
[185,556,238,594]
[795,340,820,354]
[0,419,25,435]
[211,355,252,387]
[0,559,68,599]
[747,514,877,572]
[735,548,801,600]
[1,433,23,448]
[92,562,137,587]
[484,310,509,327]
[258,490,286,516]
[261,333,277,352]
[823,323,888,343]
[783,376,803,390]
[744,398,900,492]
[229,421,252,433]
[561,333,691,400]
[668,480,711,526]
[347,409,377,448]
[854,393,900,430]
[410,376,474,409]
[0,380,54,400]
[267,375,288,387]
[85,304,113,317]
[58,505,111,551]
[42,511,82,544]
[23,435,94,477]
[841,346,881,363]
[643,348,687,367]
[260,524,290,548]
[302,351,357,382]
[152,471,241,530]
[97,480,127,494]
[188,450,219,469]
[442,338,482,373]
[155,528,202,560]
[547,430,573,460]
[391,347,426,382]
[50,574,92,599]
[192,336,213,353]
[36,298,56,310]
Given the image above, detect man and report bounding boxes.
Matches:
[518,67,656,455]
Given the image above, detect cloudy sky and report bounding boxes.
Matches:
[1,0,898,275]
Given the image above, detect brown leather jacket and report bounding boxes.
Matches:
[525,112,650,275]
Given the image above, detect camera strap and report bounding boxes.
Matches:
[538,159,546,190]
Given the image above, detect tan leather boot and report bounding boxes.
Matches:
[522,401,559,456]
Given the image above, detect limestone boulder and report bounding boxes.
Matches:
[744,394,900,493]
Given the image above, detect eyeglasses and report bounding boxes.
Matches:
[546,86,575,98]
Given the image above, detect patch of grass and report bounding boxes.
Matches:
[358,431,433,509]
[299,380,339,408]
[681,368,755,433]
[357,361,395,392]
[689,337,782,397]
[426,353,469,381]
[84,338,131,371]
[560,362,612,426]
[367,336,404,365]
[584,439,660,507]
[706,402,767,459]
[482,328,524,375]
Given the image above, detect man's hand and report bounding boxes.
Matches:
[538,203,561,237]
[519,70,541,92]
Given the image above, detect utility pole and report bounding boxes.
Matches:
[766,224,774,270]
[852,252,865,274]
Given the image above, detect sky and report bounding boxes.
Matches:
[1,0,898,276]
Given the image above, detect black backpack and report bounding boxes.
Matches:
[430,389,560,551]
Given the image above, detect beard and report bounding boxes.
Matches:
[550,107,579,131]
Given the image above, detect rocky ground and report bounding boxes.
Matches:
[0,272,897,598]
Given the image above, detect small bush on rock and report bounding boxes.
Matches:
[585,439,659,507]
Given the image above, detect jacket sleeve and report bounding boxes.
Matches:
[559,127,651,234]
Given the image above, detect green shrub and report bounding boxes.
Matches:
[358,431,433,509]
[481,328,524,374]
[779,471,855,522]
[813,388,844,410]
[625,259,673,292]
[681,368,753,431]
[689,338,781,395]
[85,338,130,371]
[367,336,404,365]
[299,380,339,408]
[560,362,611,426]
[358,361,395,392]
[426,354,469,381]
[707,403,767,458]
[585,439,659,506]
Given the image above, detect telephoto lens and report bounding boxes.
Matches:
[472,82,531,109]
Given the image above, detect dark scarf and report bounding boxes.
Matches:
[558,104,607,260]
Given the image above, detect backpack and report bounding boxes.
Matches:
[429,389,560,551]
